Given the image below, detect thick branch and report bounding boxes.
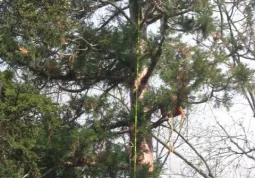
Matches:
[138,16,167,98]
[60,156,130,170]
[109,120,129,129]
[151,117,168,129]
[63,111,85,125]
[57,81,90,93]
[14,57,129,83]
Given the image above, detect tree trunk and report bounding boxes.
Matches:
[129,0,154,176]
[129,119,154,176]
[137,132,154,173]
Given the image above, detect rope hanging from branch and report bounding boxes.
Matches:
[134,2,141,177]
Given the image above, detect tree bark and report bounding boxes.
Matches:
[137,132,154,173]
[128,0,154,176]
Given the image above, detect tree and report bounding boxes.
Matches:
[0,70,62,177]
[152,0,255,177]
[1,0,255,177]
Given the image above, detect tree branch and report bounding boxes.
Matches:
[217,122,255,162]
[97,5,129,31]
[173,128,214,178]
[60,155,130,170]
[152,133,213,178]
[57,81,91,93]
[109,120,129,129]
[151,117,168,129]
[138,16,167,98]
[100,0,134,25]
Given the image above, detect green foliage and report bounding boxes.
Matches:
[0,162,20,178]
[0,0,253,177]
[0,70,60,177]
[196,12,215,38]
[231,63,254,84]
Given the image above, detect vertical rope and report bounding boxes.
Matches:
[134,3,141,178]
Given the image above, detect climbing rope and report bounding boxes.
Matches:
[134,4,141,178]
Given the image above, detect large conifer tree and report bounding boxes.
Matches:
[1,0,255,177]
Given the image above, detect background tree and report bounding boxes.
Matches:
[154,0,255,177]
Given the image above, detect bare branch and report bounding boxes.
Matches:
[173,128,214,178]
[152,133,213,178]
